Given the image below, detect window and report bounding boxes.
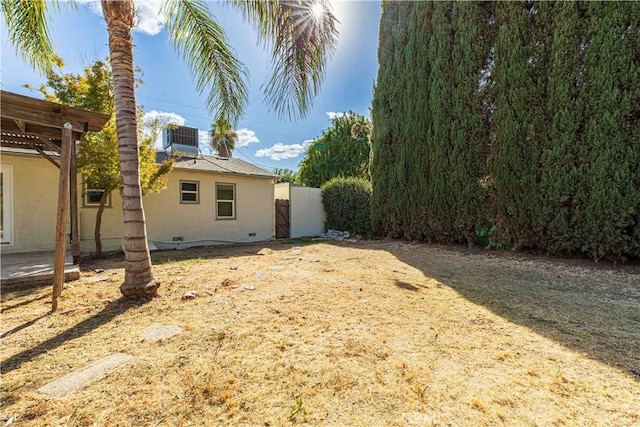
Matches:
[216,183,235,219]
[83,176,111,207]
[180,180,199,204]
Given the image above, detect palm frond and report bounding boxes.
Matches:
[162,0,248,125]
[1,0,63,73]
[230,0,338,120]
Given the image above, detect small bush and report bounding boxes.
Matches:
[321,177,373,237]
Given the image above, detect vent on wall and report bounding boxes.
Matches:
[163,126,199,159]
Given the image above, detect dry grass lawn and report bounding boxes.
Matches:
[1,240,639,426]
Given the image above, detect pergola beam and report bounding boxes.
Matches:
[31,144,60,168]
[2,118,84,141]
[36,136,62,153]
[14,119,25,132]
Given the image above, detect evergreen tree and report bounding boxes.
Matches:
[372,0,640,259]
[447,1,493,246]
[575,2,640,259]
[491,1,544,249]
[298,112,371,188]
[538,1,585,253]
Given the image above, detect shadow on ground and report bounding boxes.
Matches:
[383,242,640,380]
[1,298,140,375]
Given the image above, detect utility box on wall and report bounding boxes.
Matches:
[274,182,325,238]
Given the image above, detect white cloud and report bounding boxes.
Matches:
[143,110,186,127]
[198,129,212,155]
[76,0,167,36]
[76,0,103,16]
[142,110,186,149]
[255,140,314,161]
[236,128,260,147]
[326,111,346,120]
[132,0,166,35]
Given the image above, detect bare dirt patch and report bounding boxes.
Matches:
[1,241,639,426]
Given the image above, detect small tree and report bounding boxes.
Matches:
[273,168,300,183]
[298,112,371,188]
[34,60,174,256]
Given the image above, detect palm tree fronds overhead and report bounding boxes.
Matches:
[162,0,248,125]
[231,0,338,120]
[1,0,63,73]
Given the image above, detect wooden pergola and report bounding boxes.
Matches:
[1,90,110,311]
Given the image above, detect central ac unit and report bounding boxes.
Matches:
[163,126,199,158]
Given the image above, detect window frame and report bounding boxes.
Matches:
[82,175,111,208]
[180,180,200,204]
[215,182,236,220]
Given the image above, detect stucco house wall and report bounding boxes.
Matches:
[144,169,275,249]
[79,189,124,253]
[2,149,276,254]
[1,151,64,253]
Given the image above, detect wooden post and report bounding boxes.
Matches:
[52,123,73,312]
[70,139,80,264]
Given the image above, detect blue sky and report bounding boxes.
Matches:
[1,0,381,172]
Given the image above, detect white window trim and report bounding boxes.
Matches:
[83,175,111,208]
[1,165,14,246]
[216,182,236,220]
[180,180,200,204]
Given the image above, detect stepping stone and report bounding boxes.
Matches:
[269,265,284,270]
[38,353,134,397]
[232,284,255,291]
[290,248,302,255]
[252,272,269,280]
[141,324,183,342]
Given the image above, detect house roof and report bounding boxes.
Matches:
[157,152,276,179]
[2,146,276,180]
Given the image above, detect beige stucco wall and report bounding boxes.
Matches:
[79,188,124,253]
[1,151,63,253]
[290,185,325,238]
[79,169,276,251]
[2,151,275,254]
[143,170,275,249]
[274,182,291,200]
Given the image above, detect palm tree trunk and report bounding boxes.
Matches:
[102,0,159,298]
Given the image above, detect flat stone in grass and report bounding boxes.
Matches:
[232,284,255,291]
[141,324,183,341]
[38,353,134,397]
[252,272,269,280]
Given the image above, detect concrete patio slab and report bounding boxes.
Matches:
[1,250,79,286]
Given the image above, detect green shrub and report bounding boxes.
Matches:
[321,177,373,238]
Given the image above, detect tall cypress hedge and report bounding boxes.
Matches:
[491,1,546,249]
[372,0,640,260]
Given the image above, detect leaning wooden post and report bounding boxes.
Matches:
[70,138,80,264]
[52,123,73,312]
